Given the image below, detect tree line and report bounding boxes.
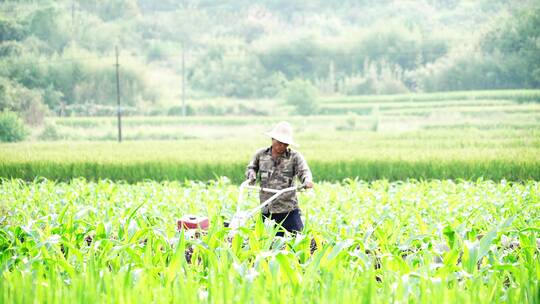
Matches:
[0,0,538,120]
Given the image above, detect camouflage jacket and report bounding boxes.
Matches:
[245,146,313,214]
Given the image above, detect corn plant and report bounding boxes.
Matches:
[0,178,538,303]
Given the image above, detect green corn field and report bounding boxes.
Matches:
[1,178,538,303]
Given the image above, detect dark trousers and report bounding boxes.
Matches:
[262,209,304,236]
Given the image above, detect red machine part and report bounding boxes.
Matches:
[177,215,209,231]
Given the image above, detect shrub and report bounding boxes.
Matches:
[0,110,28,142]
[38,123,61,141]
[336,112,358,131]
[167,105,195,116]
[282,79,318,115]
[21,94,48,126]
[340,60,409,95]
[370,105,380,132]
[189,48,285,98]
[0,78,48,126]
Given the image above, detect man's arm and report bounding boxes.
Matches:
[295,152,313,188]
[245,151,260,181]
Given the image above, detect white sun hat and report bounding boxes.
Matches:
[265,121,298,147]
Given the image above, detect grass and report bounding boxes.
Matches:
[0,178,538,303]
[1,128,539,182]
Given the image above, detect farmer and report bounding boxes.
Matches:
[246,121,314,236]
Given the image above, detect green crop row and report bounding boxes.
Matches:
[16,129,540,156]
[321,89,540,104]
[42,112,540,142]
[0,158,538,183]
[320,99,520,114]
[319,103,540,116]
[52,115,344,129]
[3,128,539,182]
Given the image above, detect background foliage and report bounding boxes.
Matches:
[0,0,539,117]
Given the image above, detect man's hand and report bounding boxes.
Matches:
[247,170,256,185]
[304,181,314,189]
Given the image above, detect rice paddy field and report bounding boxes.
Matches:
[1,90,540,303]
[0,89,539,182]
[1,128,539,182]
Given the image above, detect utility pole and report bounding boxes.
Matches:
[115,46,122,142]
[329,60,335,94]
[71,0,75,26]
[181,44,186,117]
[70,0,75,118]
